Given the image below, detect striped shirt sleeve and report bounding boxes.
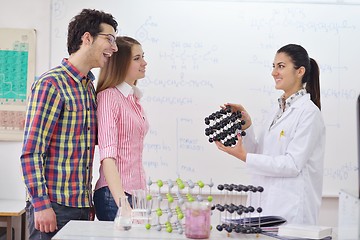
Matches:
[97,90,118,161]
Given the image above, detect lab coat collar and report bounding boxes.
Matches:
[269,93,311,129]
[288,93,311,109]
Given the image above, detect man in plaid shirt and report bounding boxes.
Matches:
[20,9,118,240]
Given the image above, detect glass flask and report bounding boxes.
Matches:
[114,195,132,231]
[185,201,211,239]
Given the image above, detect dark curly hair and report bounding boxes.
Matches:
[67,9,118,55]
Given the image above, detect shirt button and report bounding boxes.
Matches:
[87,147,90,150]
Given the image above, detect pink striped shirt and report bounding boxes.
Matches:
[95,82,149,194]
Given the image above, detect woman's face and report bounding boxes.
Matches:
[125,44,147,85]
[272,52,304,98]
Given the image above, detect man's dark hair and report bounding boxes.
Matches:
[67,9,118,54]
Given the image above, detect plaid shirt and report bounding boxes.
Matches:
[20,59,97,212]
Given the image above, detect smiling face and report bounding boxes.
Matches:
[272,52,305,98]
[125,44,147,85]
[88,23,118,69]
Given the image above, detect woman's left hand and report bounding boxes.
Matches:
[215,133,247,162]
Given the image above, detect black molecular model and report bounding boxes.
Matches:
[204,106,246,147]
[213,184,264,234]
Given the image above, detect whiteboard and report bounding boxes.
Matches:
[51,0,360,197]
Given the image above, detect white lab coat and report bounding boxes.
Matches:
[244,93,325,225]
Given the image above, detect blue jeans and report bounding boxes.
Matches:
[25,201,90,240]
[93,186,132,221]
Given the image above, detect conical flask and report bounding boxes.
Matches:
[114,195,132,230]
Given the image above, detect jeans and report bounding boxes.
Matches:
[26,201,90,240]
[93,186,132,221]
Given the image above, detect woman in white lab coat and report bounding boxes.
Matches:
[216,44,325,225]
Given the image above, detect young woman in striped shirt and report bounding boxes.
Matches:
[93,36,149,221]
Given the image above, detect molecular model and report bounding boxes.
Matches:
[204,106,246,147]
[133,178,214,234]
[213,183,264,235]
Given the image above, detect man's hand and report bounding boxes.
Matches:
[34,207,58,233]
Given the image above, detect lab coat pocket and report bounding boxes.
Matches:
[278,129,287,141]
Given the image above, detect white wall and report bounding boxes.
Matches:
[0,1,341,237]
[0,0,51,197]
[0,1,51,239]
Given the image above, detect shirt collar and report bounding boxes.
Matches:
[115,82,143,99]
[278,89,307,112]
[61,58,95,82]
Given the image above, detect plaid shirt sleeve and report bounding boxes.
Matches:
[21,77,62,212]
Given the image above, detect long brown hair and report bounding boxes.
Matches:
[96,36,141,94]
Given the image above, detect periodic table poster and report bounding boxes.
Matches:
[0,28,36,141]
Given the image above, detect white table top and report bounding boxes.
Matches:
[52,220,277,240]
[0,199,26,216]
